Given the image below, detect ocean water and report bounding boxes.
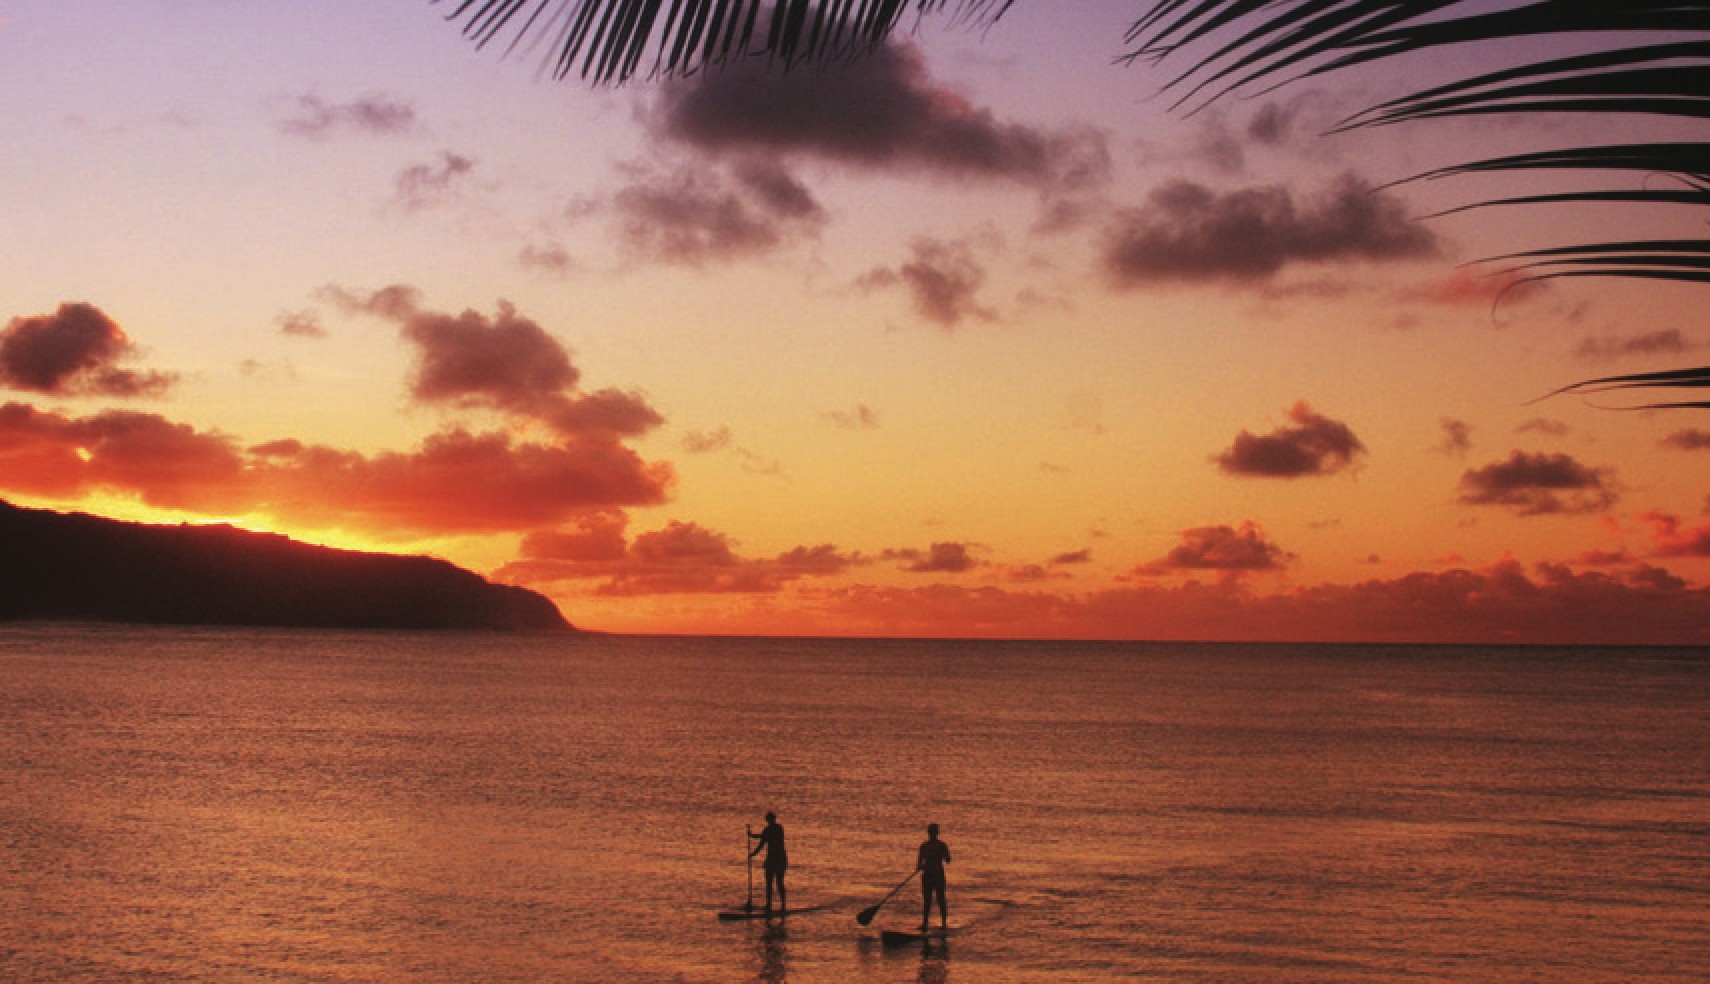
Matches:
[1,625,1706,983]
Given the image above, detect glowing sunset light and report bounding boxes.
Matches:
[3,2,1708,643]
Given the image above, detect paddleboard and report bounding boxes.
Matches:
[716,904,830,921]
[879,927,953,946]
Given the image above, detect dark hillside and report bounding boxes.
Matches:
[0,500,570,631]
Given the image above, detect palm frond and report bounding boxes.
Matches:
[1536,365,1710,410]
[432,0,1011,82]
[1131,1,1710,407]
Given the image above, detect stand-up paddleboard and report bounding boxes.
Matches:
[879,927,954,946]
[716,904,831,921]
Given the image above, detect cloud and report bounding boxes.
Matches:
[1661,428,1710,451]
[1137,522,1294,577]
[392,152,475,211]
[801,558,1710,645]
[823,404,879,430]
[1574,328,1694,361]
[0,403,246,510]
[1397,267,1540,308]
[1,303,177,398]
[883,541,980,573]
[278,93,417,138]
[518,243,576,276]
[857,238,996,329]
[323,285,664,442]
[1640,510,1710,558]
[1050,549,1093,566]
[276,309,325,338]
[499,516,863,595]
[651,42,1108,191]
[1515,418,1568,438]
[1103,173,1438,287]
[1437,417,1472,456]
[1214,402,1365,478]
[0,290,676,535]
[0,403,674,535]
[682,426,734,453]
[602,160,827,266]
[1458,451,1618,516]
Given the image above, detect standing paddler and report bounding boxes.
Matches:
[917,822,951,931]
[749,811,788,913]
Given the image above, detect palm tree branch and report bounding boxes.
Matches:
[433,0,993,82]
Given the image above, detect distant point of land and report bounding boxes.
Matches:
[0,499,572,632]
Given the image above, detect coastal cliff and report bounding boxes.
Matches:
[0,500,571,631]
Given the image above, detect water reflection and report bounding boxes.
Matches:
[916,942,949,984]
[755,921,789,983]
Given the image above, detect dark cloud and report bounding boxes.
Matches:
[1103,173,1438,287]
[652,42,1108,191]
[278,93,417,138]
[1574,328,1693,361]
[1214,402,1365,478]
[1,303,177,398]
[1138,522,1294,576]
[1247,102,1300,146]
[500,518,863,595]
[883,541,980,574]
[1050,549,1093,566]
[393,152,474,211]
[857,238,995,329]
[1661,428,1710,451]
[324,286,664,442]
[1458,451,1617,516]
[606,161,826,266]
[1437,417,1472,456]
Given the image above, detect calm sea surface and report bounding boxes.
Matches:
[1,625,1706,982]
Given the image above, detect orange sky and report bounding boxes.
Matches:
[2,3,1707,643]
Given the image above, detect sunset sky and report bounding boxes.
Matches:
[3,2,1708,643]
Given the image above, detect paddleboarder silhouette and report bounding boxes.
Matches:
[916,822,951,930]
[749,811,788,913]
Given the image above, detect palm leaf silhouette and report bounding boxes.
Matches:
[431,0,1010,83]
[434,1,1710,405]
[1123,1,1710,407]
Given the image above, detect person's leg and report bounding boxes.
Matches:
[920,880,931,929]
[777,869,787,913]
[936,883,948,927]
[764,870,776,910]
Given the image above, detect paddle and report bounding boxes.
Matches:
[855,870,917,926]
[745,825,755,911]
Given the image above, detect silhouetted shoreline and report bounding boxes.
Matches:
[0,499,571,632]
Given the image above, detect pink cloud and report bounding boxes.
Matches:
[0,404,672,536]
